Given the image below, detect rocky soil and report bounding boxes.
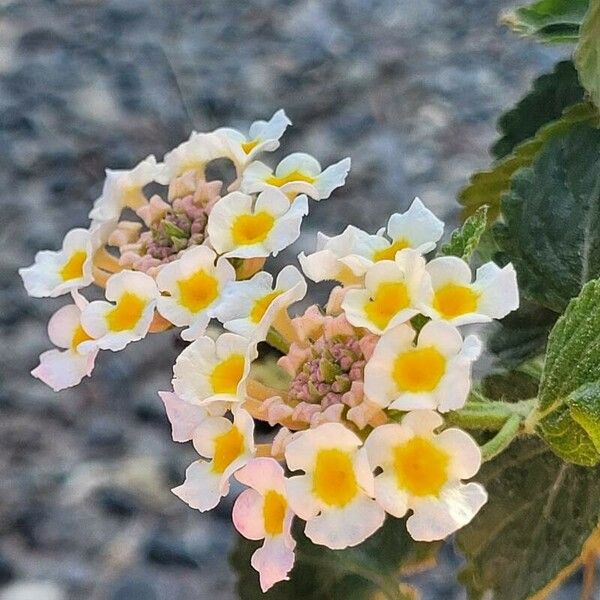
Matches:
[0,0,578,598]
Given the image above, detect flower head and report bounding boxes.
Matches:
[233,457,296,591]
[32,301,98,391]
[172,408,255,512]
[364,321,481,413]
[420,256,519,325]
[284,423,385,549]
[156,245,235,340]
[207,189,308,258]
[19,228,94,298]
[172,332,258,406]
[242,153,350,200]
[80,270,159,351]
[216,265,307,341]
[364,410,487,541]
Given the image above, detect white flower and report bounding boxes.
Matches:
[89,155,163,223]
[207,188,308,258]
[156,245,235,341]
[172,408,255,512]
[233,458,296,592]
[284,423,385,550]
[80,270,159,351]
[215,265,307,342]
[342,249,429,334]
[172,332,258,406]
[420,256,519,326]
[159,131,231,183]
[20,228,94,298]
[364,321,481,413]
[32,301,98,391]
[158,391,227,443]
[364,411,487,541]
[217,109,291,167]
[298,198,444,282]
[241,153,351,200]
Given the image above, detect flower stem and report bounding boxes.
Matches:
[446,398,536,431]
[480,413,522,462]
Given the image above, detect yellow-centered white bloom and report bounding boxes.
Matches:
[207,188,308,258]
[298,198,443,282]
[80,270,159,351]
[364,321,481,413]
[420,256,519,326]
[284,423,385,549]
[32,301,98,392]
[172,332,258,406]
[172,408,255,512]
[156,245,235,341]
[233,458,296,592]
[241,153,351,200]
[342,249,429,334]
[216,109,292,168]
[364,411,487,541]
[20,228,94,298]
[159,131,230,182]
[89,155,163,223]
[215,265,307,341]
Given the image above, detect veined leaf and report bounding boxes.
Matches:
[536,279,600,465]
[501,0,589,43]
[440,206,487,260]
[493,124,600,312]
[575,0,600,109]
[457,438,600,600]
[459,102,597,221]
[492,61,584,159]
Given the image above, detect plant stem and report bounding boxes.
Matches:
[480,413,522,462]
[446,398,536,431]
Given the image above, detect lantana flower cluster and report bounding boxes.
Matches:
[21,110,519,592]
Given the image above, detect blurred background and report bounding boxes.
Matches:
[0,1,571,598]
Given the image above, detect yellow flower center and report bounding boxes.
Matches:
[250,290,282,324]
[212,426,244,474]
[177,270,219,313]
[265,169,316,187]
[106,292,146,332]
[210,354,245,395]
[372,239,410,262]
[393,437,449,496]
[392,346,446,392]
[231,212,275,246]
[71,324,93,352]
[433,283,479,319]
[313,448,358,507]
[364,281,410,330]
[263,490,287,536]
[241,139,259,154]
[59,250,87,282]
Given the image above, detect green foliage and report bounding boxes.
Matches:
[459,102,597,221]
[440,206,487,260]
[457,438,600,600]
[492,61,585,159]
[493,124,600,312]
[575,0,600,108]
[231,517,438,600]
[501,0,589,43]
[536,279,600,465]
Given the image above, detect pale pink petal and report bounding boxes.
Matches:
[158,391,208,442]
[232,488,265,541]
[252,536,296,592]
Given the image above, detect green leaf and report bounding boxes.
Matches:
[492,61,585,159]
[459,102,598,222]
[457,438,600,600]
[493,123,600,312]
[536,279,600,465]
[231,517,438,600]
[501,0,589,43]
[575,0,600,109]
[440,206,487,260]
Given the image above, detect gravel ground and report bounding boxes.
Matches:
[0,1,575,598]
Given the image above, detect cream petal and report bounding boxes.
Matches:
[172,460,226,512]
[436,429,482,480]
[426,256,473,288]
[386,198,444,249]
[158,391,209,442]
[313,157,351,199]
[285,475,321,520]
[32,348,97,392]
[400,410,444,436]
[374,473,409,518]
